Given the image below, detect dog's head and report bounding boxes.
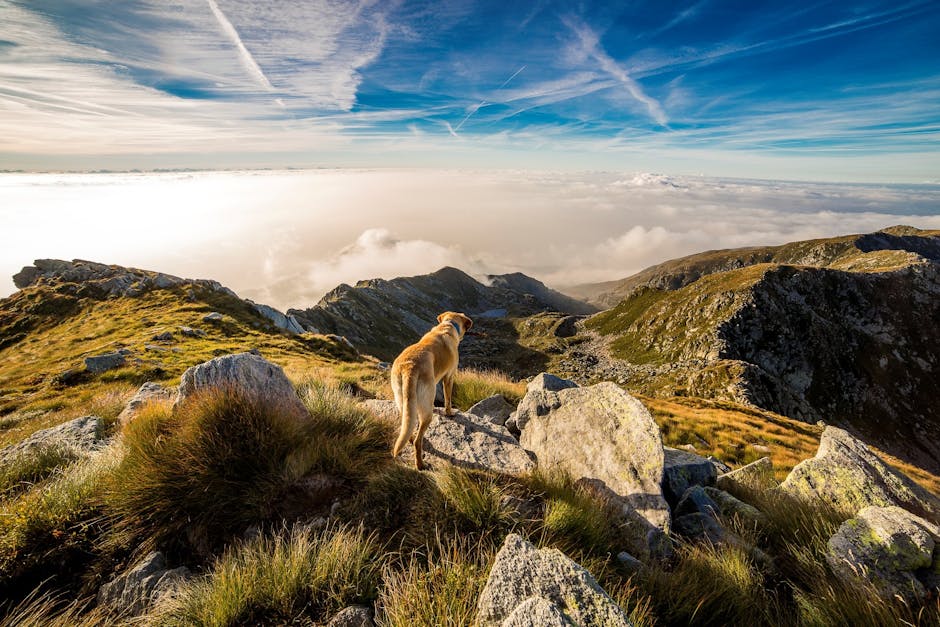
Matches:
[438,311,473,338]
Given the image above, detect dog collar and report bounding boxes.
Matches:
[448,319,462,337]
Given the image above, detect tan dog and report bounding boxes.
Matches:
[391,311,473,470]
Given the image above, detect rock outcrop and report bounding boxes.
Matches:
[780,427,940,522]
[118,382,174,425]
[98,551,191,616]
[84,352,126,374]
[468,394,514,426]
[827,506,940,603]
[175,352,308,419]
[364,400,534,475]
[715,456,775,491]
[247,300,309,335]
[507,372,579,434]
[0,415,106,466]
[476,534,631,627]
[518,381,670,555]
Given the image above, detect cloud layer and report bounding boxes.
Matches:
[2,169,938,310]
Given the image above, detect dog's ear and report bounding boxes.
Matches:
[437,313,447,323]
[460,314,473,330]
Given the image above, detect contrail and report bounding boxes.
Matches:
[205,0,274,92]
[454,65,526,133]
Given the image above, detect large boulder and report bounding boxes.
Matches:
[476,534,631,627]
[519,382,669,535]
[0,415,105,466]
[98,551,191,616]
[826,506,940,603]
[364,401,534,475]
[468,394,515,427]
[662,447,718,506]
[175,352,308,419]
[780,427,940,522]
[118,382,174,425]
[506,373,579,433]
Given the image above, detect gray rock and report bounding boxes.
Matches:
[703,487,766,525]
[508,373,579,434]
[97,551,191,616]
[327,605,375,627]
[519,382,669,536]
[826,506,940,603]
[780,427,940,522]
[175,352,308,420]
[616,551,644,571]
[249,301,307,334]
[468,394,515,426]
[662,447,718,506]
[364,400,534,475]
[673,512,727,544]
[500,596,574,627]
[202,312,224,322]
[118,382,174,425]
[674,485,719,519]
[84,352,126,374]
[151,331,174,342]
[715,456,775,492]
[178,326,206,338]
[476,534,631,627]
[0,415,105,464]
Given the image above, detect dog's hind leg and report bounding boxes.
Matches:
[392,370,417,458]
[413,407,433,470]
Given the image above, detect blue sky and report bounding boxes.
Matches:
[1,1,939,180]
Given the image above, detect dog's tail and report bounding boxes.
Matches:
[392,369,418,458]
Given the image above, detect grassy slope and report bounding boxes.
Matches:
[0,283,380,448]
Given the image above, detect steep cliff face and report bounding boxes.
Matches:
[581,243,940,474]
[288,267,596,362]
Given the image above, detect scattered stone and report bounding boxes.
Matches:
[84,352,126,374]
[326,605,375,627]
[674,485,719,519]
[175,352,308,420]
[500,494,543,521]
[519,381,669,539]
[0,415,105,465]
[716,456,775,492]
[708,456,733,474]
[476,534,631,627]
[780,427,940,522]
[52,368,85,387]
[118,382,174,425]
[202,312,224,322]
[827,506,940,603]
[98,551,191,617]
[662,447,718,506]
[151,331,174,342]
[703,487,766,525]
[673,512,726,544]
[616,551,643,571]
[376,362,391,370]
[364,400,534,475]
[468,394,514,426]
[178,326,206,338]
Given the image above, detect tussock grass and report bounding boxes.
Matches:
[0,444,120,578]
[433,466,511,533]
[452,368,525,410]
[0,591,107,627]
[0,444,77,500]
[103,382,393,556]
[377,535,495,627]
[525,469,614,556]
[157,523,380,626]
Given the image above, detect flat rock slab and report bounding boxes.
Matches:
[84,352,126,374]
[827,506,940,603]
[780,427,940,522]
[519,382,669,532]
[363,400,535,475]
[476,534,631,627]
[716,456,775,491]
[0,415,105,464]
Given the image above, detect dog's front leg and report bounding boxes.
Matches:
[442,372,455,416]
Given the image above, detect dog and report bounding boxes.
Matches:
[390,311,473,470]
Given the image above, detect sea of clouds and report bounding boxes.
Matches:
[2,169,939,311]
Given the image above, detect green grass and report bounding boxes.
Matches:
[377,535,495,627]
[157,523,381,626]
[0,444,78,499]
[451,368,525,411]
[102,382,393,557]
[433,466,511,533]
